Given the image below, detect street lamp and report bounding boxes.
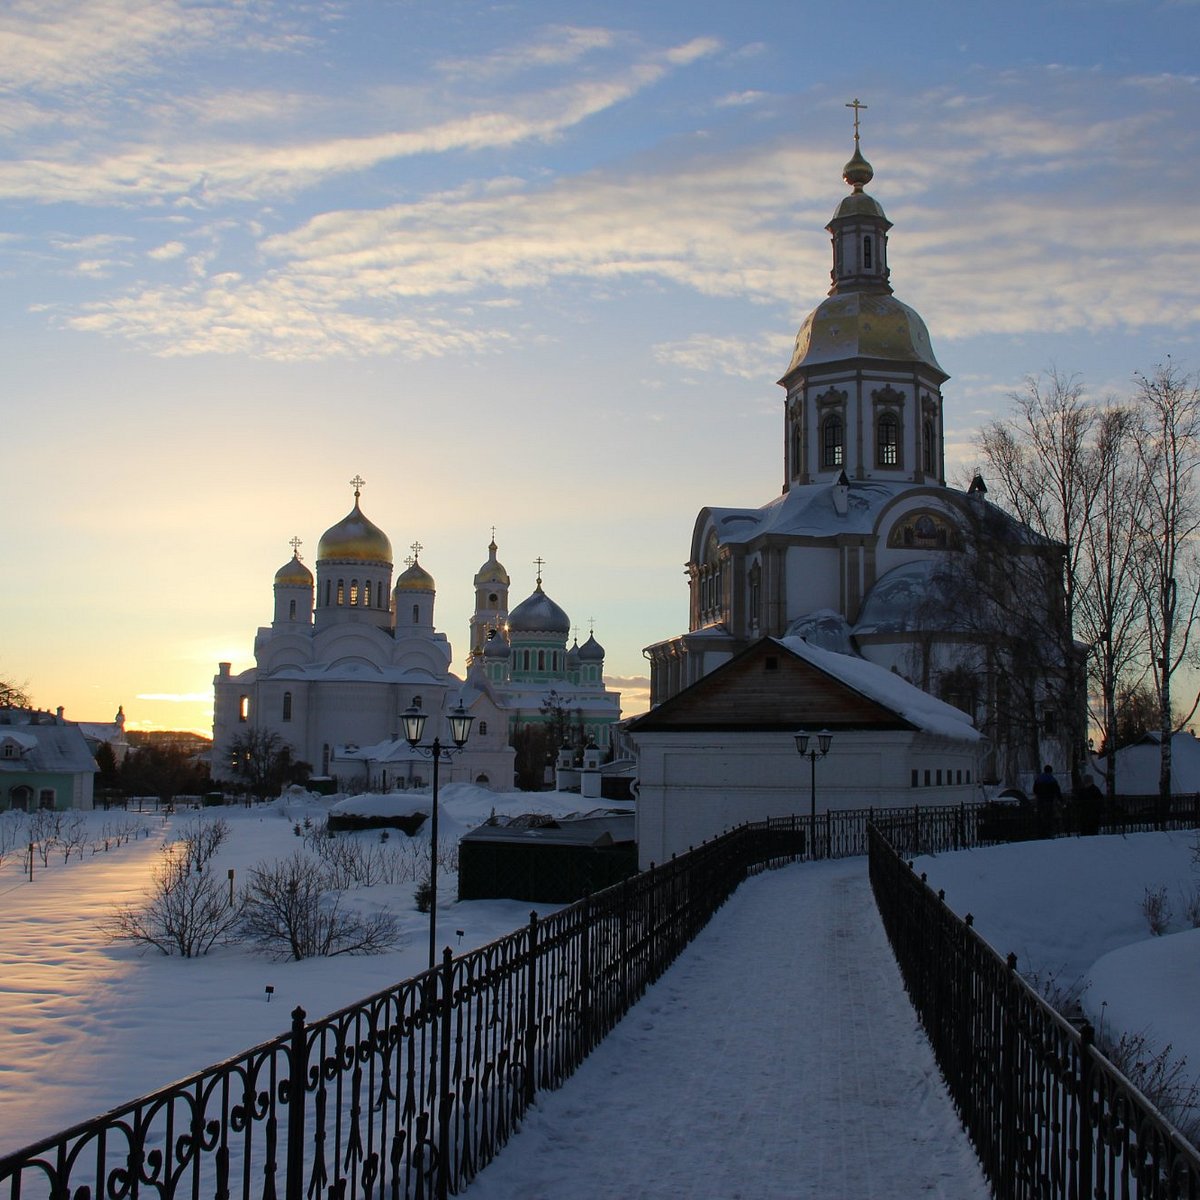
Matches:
[794,729,833,857]
[403,699,474,969]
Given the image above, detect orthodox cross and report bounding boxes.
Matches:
[588,616,596,635]
[350,474,366,499]
[846,98,867,142]
[289,536,303,558]
[410,540,423,561]
[490,524,497,543]
[533,556,545,585]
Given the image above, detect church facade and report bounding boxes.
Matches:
[211,487,620,792]
[643,127,1071,786]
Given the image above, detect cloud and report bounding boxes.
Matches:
[654,333,792,380]
[437,25,620,79]
[147,240,186,261]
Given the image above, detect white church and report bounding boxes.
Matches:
[211,483,620,792]
[632,115,1071,858]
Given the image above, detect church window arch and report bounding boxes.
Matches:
[748,562,762,629]
[877,413,899,467]
[282,692,292,721]
[522,650,530,671]
[324,580,331,606]
[412,603,419,624]
[791,421,802,479]
[922,420,935,473]
[350,579,359,606]
[822,415,844,468]
[863,235,873,269]
[289,599,296,620]
[238,695,249,723]
[336,579,345,605]
[538,650,546,671]
[364,580,372,608]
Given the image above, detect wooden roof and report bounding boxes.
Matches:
[628,638,915,734]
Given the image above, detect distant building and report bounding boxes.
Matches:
[211,484,620,791]
[0,708,98,811]
[642,124,1071,785]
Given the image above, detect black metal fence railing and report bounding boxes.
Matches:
[0,824,762,1200]
[6,797,1200,1200]
[868,823,1200,1199]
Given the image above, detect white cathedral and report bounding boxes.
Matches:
[643,121,1071,786]
[211,484,621,792]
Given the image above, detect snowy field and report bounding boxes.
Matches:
[913,831,1200,1091]
[0,796,1195,1190]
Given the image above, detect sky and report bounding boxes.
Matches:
[4,0,1200,735]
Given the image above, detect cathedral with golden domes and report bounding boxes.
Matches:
[211,480,620,792]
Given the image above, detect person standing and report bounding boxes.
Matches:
[1032,764,1062,837]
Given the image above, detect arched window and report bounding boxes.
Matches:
[282,692,292,721]
[349,579,359,606]
[336,579,345,605]
[877,413,899,466]
[791,422,802,478]
[822,415,844,468]
[863,235,873,269]
[537,650,546,671]
[289,599,296,620]
[922,420,935,472]
[412,603,419,624]
[238,695,249,723]
[378,583,386,609]
[364,580,372,608]
[522,650,530,671]
[324,580,331,606]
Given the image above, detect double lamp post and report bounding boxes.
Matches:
[403,700,474,970]
[794,728,833,855]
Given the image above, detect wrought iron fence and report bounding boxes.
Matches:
[6,797,1199,1200]
[868,823,1200,1199]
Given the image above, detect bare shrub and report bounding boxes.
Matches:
[28,809,63,866]
[175,816,230,872]
[58,814,90,863]
[1142,885,1173,935]
[241,852,402,961]
[105,851,244,957]
[1180,883,1200,929]
[1097,1015,1200,1145]
[0,812,23,868]
[1024,966,1088,1021]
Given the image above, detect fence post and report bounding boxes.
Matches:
[1077,1020,1095,1200]
[286,1006,307,1200]
[824,809,831,860]
[1001,952,1019,1198]
[579,894,592,1056]
[524,911,539,1111]
[436,947,454,1200]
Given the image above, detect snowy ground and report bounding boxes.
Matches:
[913,830,1200,1089]
[0,798,1194,1193]
[463,861,990,1200]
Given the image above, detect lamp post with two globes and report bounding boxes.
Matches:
[794,729,833,858]
[403,699,474,970]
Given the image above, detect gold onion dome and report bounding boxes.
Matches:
[475,538,510,586]
[842,143,874,191]
[317,499,393,564]
[275,551,313,587]
[395,560,435,591]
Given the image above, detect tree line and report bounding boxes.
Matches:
[971,360,1200,804]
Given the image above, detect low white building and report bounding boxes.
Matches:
[628,636,981,868]
[0,709,97,811]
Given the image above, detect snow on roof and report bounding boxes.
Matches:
[0,723,97,773]
[1095,731,1200,795]
[776,636,980,742]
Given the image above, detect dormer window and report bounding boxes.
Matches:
[863,235,873,269]
[2,742,15,759]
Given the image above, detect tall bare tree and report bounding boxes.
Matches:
[1131,361,1200,807]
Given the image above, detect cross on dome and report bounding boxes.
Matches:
[846,97,868,143]
[410,540,423,561]
[289,536,303,558]
[350,474,366,500]
[533,556,545,586]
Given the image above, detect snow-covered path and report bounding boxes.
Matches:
[464,859,991,1199]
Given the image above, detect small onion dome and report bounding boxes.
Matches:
[317,499,392,564]
[395,561,435,592]
[508,581,570,635]
[843,143,874,192]
[475,539,510,586]
[275,552,313,587]
[566,639,581,668]
[483,631,511,660]
[578,633,605,662]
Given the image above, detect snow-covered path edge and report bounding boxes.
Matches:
[463,859,990,1200]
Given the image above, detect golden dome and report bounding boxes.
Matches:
[317,499,393,564]
[395,560,435,591]
[474,538,510,586]
[842,144,874,192]
[783,293,944,378]
[274,551,313,587]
